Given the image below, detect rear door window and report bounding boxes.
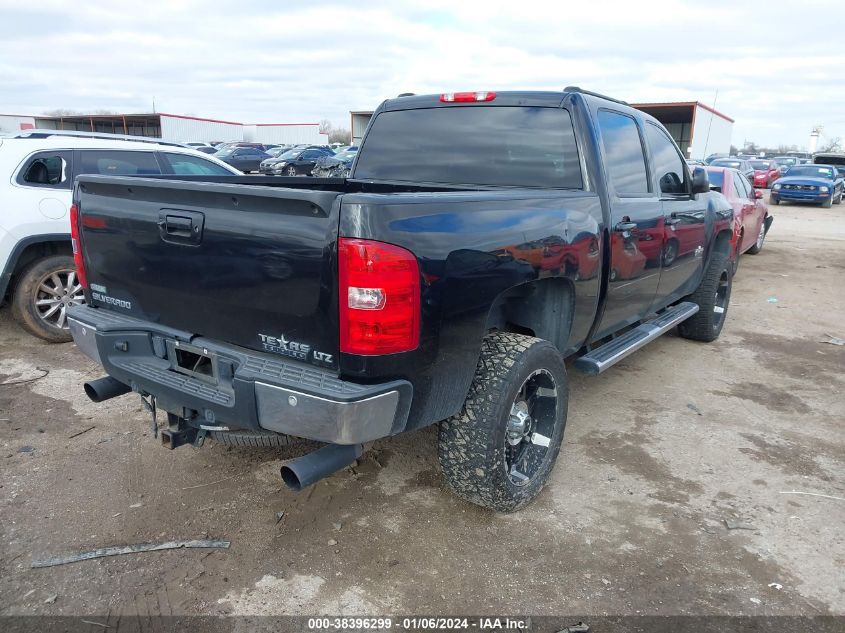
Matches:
[355,106,582,189]
[77,150,161,176]
[597,110,650,195]
[16,151,73,189]
[160,152,234,175]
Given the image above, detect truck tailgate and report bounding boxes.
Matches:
[76,176,341,367]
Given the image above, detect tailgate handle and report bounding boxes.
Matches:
[158,210,204,245]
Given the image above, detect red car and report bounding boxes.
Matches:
[705,166,773,273]
[748,159,780,189]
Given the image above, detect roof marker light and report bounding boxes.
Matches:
[440,91,497,103]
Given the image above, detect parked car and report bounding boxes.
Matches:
[748,159,780,188]
[772,155,799,174]
[0,129,239,341]
[812,153,845,180]
[310,149,357,177]
[213,146,271,173]
[265,145,295,158]
[259,147,333,176]
[705,166,773,273]
[709,158,755,181]
[770,164,844,207]
[68,88,735,513]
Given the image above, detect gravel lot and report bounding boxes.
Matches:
[1,200,843,622]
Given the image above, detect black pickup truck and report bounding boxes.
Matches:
[68,88,734,512]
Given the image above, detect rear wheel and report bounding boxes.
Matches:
[438,332,568,513]
[747,220,767,255]
[11,255,84,343]
[677,252,732,343]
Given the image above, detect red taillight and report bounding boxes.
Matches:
[69,203,88,289]
[338,238,420,355]
[440,91,496,103]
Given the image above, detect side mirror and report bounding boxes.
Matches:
[691,166,710,195]
[754,189,763,199]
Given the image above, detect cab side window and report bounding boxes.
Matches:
[597,110,650,196]
[17,152,72,189]
[645,123,688,195]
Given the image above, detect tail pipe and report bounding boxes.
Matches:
[280,443,364,491]
[84,376,131,403]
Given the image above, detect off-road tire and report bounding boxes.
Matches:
[11,254,78,343]
[677,252,732,343]
[210,429,300,448]
[438,332,568,513]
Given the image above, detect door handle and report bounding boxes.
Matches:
[158,209,205,245]
[614,221,637,232]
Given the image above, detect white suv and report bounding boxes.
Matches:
[0,130,239,341]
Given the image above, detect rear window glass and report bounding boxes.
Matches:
[354,106,582,188]
[78,150,161,176]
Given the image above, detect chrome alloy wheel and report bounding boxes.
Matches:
[34,269,84,330]
[755,223,766,250]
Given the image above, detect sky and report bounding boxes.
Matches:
[1,0,842,150]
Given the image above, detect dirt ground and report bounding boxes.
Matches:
[1,201,843,623]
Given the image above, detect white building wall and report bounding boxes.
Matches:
[691,105,733,160]
[249,124,323,145]
[351,113,373,145]
[160,114,243,144]
[0,114,36,135]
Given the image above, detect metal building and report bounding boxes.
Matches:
[0,114,37,135]
[246,123,323,145]
[631,102,734,160]
[15,112,324,145]
[350,111,374,145]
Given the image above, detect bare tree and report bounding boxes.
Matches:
[43,108,119,116]
[328,128,351,145]
[819,137,842,153]
[319,119,333,135]
[43,109,83,116]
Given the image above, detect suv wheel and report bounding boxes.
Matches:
[438,332,568,512]
[677,252,732,343]
[11,255,84,342]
